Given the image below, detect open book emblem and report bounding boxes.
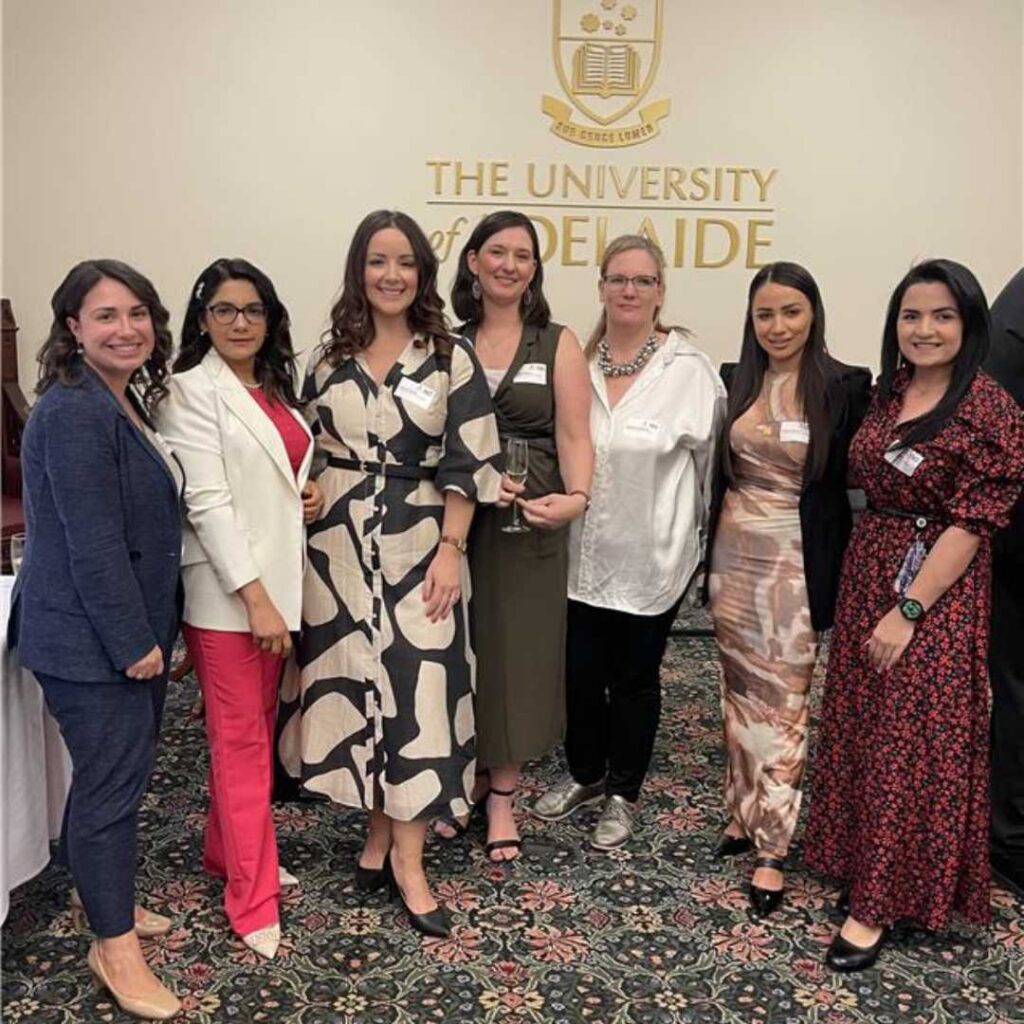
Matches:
[543,1,670,148]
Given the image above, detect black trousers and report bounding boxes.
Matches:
[990,542,1024,887]
[565,597,681,803]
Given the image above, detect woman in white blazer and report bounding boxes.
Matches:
[158,258,322,959]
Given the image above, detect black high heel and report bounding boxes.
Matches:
[354,859,389,894]
[713,833,754,859]
[748,856,785,918]
[826,926,889,972]
[835,890,850,917]
[385,853,451,939]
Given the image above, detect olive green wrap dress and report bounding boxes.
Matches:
[464,321,568,767]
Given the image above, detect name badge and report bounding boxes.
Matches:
[395,376,436,410]
[624,417,660,439]
[779,420,810,444]
[513,362,547,386]
[884,443,924,477]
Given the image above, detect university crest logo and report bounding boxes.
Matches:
[542,0,670,148]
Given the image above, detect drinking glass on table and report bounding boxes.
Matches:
[502,438,530,534]
[10,533,25,574]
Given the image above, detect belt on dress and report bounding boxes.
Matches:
[501,434,556,456]
[327,455,437,480]
[866,504,942,529]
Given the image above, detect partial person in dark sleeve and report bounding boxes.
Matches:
[985,266,1024,899]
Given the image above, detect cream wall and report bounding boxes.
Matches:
[3,0,1022,388]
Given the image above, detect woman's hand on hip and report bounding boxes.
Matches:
[126,645,164,680]
[519,491,586,529]
[865,606,915,672]
[301,480,325,524]
[496,474,526,509]
[422,545,462,623]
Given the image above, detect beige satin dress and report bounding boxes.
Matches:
[708,371,818,857]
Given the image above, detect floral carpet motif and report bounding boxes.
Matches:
[3,635,1022,1023]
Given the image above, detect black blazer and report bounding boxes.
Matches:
[705,360,872,632]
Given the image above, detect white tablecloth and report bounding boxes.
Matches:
[1,575,72,924]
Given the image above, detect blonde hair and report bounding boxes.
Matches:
[584,234,689,358]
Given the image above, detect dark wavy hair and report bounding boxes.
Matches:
[36,259,172,412]
[451,210,552,328]
[320,210,450,366]
[174,258,299,407]
[879,258,991,446]
[719,261,836,484]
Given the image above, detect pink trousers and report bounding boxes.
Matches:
[183,625,282,936]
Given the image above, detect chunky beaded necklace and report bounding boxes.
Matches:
[597,334,659,378]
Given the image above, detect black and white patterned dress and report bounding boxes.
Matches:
[279,335,501,822]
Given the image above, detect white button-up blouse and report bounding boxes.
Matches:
[568,329,726,616]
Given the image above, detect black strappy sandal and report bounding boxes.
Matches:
[485,788,523,861]
[435,772,489,841]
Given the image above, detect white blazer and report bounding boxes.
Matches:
[158,348,313,631]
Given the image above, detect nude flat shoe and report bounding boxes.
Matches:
[278,866,299,887]
[242,922,280,959]
[87,941,181,1020]
[70,889,172,938]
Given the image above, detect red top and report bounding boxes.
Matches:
[247,388,310,477]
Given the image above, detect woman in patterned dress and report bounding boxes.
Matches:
[278,211,501,938]
[706,263,871,917]
[804,259,1024,971]
[432,210,593,862]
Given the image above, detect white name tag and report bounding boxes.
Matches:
[394,377,436,410]
[779,420,810,444]
[624,417,661,438]
[513,362,547,386]
[884,443,924,476]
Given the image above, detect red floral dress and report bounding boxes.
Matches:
[804,370,1024,931]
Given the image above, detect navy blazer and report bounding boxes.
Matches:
[705,359,872,632]
[10,367,183,683]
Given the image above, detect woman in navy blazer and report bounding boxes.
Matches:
[11,260,183,1020]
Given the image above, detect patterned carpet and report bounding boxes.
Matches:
[3,632,1023,1024]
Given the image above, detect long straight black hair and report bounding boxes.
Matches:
[878,258,990,446]
[719,261,835,485]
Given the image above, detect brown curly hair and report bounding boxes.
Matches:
[36,259,173,412]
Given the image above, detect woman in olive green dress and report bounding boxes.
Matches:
[435,210,593,861]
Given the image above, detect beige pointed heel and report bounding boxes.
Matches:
[87,941,181,1020]
[71,889,172,938]
[242,922,281,959]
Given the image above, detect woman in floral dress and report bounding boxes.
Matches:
[279,210,501,938]
[804,259,1024,971]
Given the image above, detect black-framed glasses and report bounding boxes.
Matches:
[206,302,267,325]
[602,273,660,291]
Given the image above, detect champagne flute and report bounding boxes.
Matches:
[501,438,530,534]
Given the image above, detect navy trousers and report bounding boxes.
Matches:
[38,673,167,938]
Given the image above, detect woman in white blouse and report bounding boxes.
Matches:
[531,234,725,850]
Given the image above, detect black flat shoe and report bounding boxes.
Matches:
[354,860,389,894]
[826,927,888,972]
[386,854,451,939]
[748,856,785,918]
[713,834,754,859]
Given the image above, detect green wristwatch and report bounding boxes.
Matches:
[897,597,925,622]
